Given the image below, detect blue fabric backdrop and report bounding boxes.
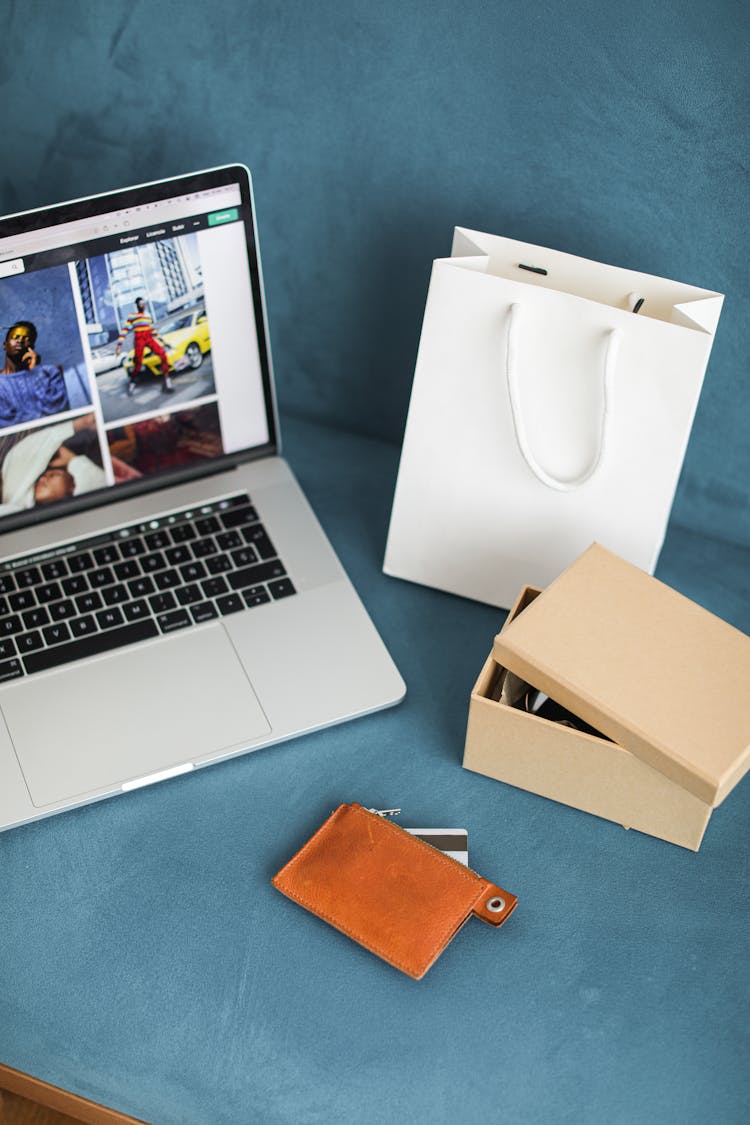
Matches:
[1,7,749,1123]
[2,0,748,545]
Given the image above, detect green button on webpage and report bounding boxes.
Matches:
[207,208,239,226]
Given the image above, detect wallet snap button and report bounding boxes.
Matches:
[486,896,506,913]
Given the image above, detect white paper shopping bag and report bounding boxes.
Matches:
[384,229,723,609]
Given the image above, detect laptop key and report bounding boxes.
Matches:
[165,545,191,566]
[241,525,276,559]
[16,631,43,653]
[205,555,233,575]
[94,545,120,566]
[221,494,252,509]
[202,576,228,599]
[0,615,22,636]
[102,585,130,606]
[0,638,17,659]
[145,530,171,551]
[229,559,286,590]
[70,615,98,638]
[0,658,23,682]
[142,552,166,573]
[0,574,16,595]
[76,591,103,614]
[242,584,267,599]
[21,605,46,628]
[220,505,258,529]
[242,587,271,608]
[43,622,72,646]
[16,566,42,587]
[190,601,218,623]
[120,537,146,557]
[179,561,207,583]
[149,592,176,614]
[154,568,180,590]
[269,578,296,600]
[231,545,258,568]
[68,551,94,573]
[128,576,155,598]
[123,599,149,622]
[49,599,77,621]
[62,574,89,596]
[196,516,220,536]
[176,584,202,606]
[97,607,125,630]
[22,606,50,630]
[216,530,242,550]
[114,560,140,581]
[171,523,196,543]
[37,582,62,603]
[216,594,244,616]
[10,590,36,611]
[90,566,115,588]
[23,620,159,675]
[42,559,69,581]
[157,609,192,633]
[193,538,218,558]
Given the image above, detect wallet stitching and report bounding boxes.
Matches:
[273,804,493,977]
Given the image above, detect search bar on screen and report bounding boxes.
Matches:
[0,258,25,278]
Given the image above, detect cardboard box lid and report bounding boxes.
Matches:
[492,544,750,807]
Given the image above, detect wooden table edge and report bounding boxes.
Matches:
[0,1062,149,1124]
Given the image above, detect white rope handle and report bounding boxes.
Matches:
[505,302,620,492]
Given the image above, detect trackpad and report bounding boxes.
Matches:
[3,626,271,807]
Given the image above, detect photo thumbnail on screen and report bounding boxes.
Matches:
[107,402,225,483]
[0,264,92,430]
[0,413,106,517]
[77,233,214,424]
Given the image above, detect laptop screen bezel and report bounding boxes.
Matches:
[0,164,279,536]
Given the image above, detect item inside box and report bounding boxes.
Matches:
[488,666,610,741]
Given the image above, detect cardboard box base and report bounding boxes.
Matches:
[463,589,713,851]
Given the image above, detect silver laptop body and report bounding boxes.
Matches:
[0,165,404,831]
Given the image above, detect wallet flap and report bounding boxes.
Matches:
[472,883,518,927]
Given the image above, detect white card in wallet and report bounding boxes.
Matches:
[406,828,469,865]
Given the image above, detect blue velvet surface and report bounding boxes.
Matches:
[2,0,748,544]
[1,3,749,1120]
[0,417,748,1125]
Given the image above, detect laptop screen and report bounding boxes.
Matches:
[0,166,277,532]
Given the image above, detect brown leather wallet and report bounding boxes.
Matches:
[272,802,518,979]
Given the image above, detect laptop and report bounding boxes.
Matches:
[0,164,405,832]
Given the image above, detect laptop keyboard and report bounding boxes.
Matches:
[0,494,296,682]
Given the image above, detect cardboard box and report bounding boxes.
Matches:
[463,545,750,850]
